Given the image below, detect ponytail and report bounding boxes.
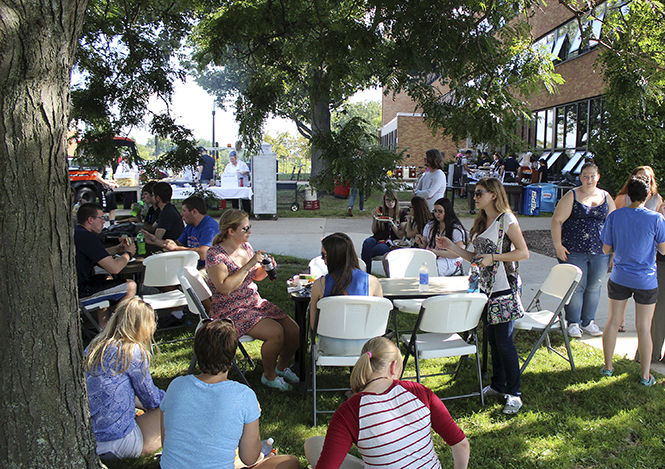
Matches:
[350,337,402,393]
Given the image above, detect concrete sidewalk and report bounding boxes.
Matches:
[248,214,665,376]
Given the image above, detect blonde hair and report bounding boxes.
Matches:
[470,177,512,241]
[350,337,402,393]
[617,165,658,197]
[84,297,157,375]
[212,209,248,245]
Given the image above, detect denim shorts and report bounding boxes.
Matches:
[97,423,143,461]
[607,279,658,305]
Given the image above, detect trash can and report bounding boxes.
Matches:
[530,183,558,212]
[303,186,320,210]
[520,185,541,216]
[333,181,350,198]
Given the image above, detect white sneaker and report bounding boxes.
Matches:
[567,323,582,338]
[482,385,504,399]
[502,395,523,414]
[582,320,602,336]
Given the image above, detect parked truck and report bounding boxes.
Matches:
[68,136,139,204]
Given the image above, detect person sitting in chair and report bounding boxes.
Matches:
[75,203,137,326]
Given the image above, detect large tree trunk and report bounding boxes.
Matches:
[0,1,101,467]
[310,86,330,178]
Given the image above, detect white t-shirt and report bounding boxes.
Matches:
[472,212,518,293]
[422,222,466,276]
[414,169,447,211]
[223,160,250,187]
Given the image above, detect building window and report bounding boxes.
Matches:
[577,101,589,147]
[532,1,610,66]
[556,106,565,149]
[536,110,546,148]
[565,104,577,148]
[546,109,555,149]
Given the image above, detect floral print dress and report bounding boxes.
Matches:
[206,242,287,336]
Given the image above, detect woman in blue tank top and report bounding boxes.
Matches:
[551,162,616,339]
[310,233,383,355]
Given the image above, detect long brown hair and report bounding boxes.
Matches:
[469,177,512,241]
[85,297,157,375]
[381,189,400,222]
[410,196,431,234]
[322,232,360,296]
[212,209,248,245]
[617,165,658,197]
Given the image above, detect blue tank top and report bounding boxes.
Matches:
[561,190,608,255]
[323,269,369,297]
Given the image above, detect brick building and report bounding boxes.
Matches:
[380,0,618,177]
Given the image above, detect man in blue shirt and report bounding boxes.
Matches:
[600,176,665,385]
[161,196,219,268]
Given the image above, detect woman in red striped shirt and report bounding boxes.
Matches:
[305,337,470,469]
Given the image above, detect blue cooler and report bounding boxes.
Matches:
[520,185,541,216]
[530,183,558,212]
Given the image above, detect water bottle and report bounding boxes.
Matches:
[262,257,277,281]
[467,263,480,292]
[136,231,146,256]
[418,263,429,292]
[261,438,276,456]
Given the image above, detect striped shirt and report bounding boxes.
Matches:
[317,380,465,468]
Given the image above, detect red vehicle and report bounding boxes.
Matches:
[68,137,138,204]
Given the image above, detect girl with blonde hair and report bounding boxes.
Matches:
[305,337,470,469]
[207,209,300,392]
[85,297,164,460]
[440,177,529,414]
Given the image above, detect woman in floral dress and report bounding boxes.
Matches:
[206,209,300,391]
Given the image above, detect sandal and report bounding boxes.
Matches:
[600,367,613,377]
[618,324,626,333]
[639,374,656,387]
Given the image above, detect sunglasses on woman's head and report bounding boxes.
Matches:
[240,225,251,233]
[474,190,489,197]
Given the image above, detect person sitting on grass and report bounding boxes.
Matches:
[84,297,163,461]
[600,176,665,386]
[305,337,470,469]
[160,319,300,469]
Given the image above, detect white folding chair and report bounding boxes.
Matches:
[383,248,438,342]
[401,293,488,405]
[141,251,199,310]
[514,264,583,374]
[308,256,366,278]
[79,299,109,342]
[311,295,392,426]
[177,266,255,385]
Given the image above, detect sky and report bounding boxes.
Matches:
[129,79,382,147]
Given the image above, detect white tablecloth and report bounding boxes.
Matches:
[171,184,253,200]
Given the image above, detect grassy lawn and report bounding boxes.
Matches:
[106,254,665,469]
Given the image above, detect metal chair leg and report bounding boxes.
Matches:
[474,335,484,406]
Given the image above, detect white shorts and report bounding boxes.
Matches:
[96,423,143,460]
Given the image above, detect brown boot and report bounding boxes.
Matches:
[347,207,353,217]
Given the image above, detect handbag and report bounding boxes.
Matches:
[476,214,525,325]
